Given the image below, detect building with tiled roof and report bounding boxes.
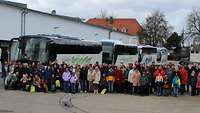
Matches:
[87,18,141,36]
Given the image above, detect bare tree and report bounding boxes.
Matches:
[99,9,108,18]
[138,10,172,46]
[186,9,200,40]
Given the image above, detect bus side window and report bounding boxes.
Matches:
[157,52,161,62]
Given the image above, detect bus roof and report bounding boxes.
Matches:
[18,34,102,47]
[156,47,167,50]
[20,34,81,40]
[100,39,123,44]
[137,45,156,49]
[114,43,137,47]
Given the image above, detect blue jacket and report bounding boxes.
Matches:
[172,76,181,88]
[43,68,52,81]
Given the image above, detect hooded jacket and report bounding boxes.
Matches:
[179,68,188,85]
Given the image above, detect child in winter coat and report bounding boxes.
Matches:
[155,73,163,96]
[162,76,171,96]
[70,69,78,94]
[172,72,181,97]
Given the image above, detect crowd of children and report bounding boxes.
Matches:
[4,61,200,97]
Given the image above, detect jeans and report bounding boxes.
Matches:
[107,81,114,92]
[181,84,186,95]
[163,88,170,96]
[71,83,76,94]
[63,81,70,93]
[191,86,196,96]
[133,86,139,95]
[186,84,190,93]
[80,80,87,92]
[140,86,146,96]
[173,87,179,96]
[156,83,162,96]
[88,81,93,92]
[197,88,200,95]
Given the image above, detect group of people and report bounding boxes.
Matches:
[4,60,200,97]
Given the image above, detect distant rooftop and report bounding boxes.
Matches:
[0,0,27,8]
[87,18,142,36]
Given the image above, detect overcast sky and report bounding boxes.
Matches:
[10,0,200,33]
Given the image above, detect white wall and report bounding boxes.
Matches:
[0,4,138,44]
[0,4,21,40]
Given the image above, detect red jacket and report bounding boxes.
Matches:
[179,68,188,85]
[154,68,165,77]
[115,69,123,84]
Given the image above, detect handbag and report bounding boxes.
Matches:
[55,80,61,88]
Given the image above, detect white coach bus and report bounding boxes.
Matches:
[101,40,162,66]
[10,34,103,65]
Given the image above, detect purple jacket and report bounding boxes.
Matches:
[70,74,78,83]
[62,71,71,81]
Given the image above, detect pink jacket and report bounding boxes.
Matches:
[196,73,200,88]
[132,70,141,86]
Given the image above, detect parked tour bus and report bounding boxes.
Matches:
[156,47,168,65]
[100,40,162,66]
[114,44,138,65]
[10,34,103,65]
[10,35,168,67]
[190,46,200,63]
[137,45,158,66]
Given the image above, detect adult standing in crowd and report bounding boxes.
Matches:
[42,65,52,92]
[140,70,150,96]
[75,65,81,93]
[189,70,197,96]
[99,64,108,92]
[93,66,101,94]
[128,64,134,94]
[80,65,88,93]
[179,66,188,95]
[87,65,94,92]
[196,72,200,95]
[132,68,141,95]
[62,67,71,93]
[114,66,123,93]
[106,65,115,93]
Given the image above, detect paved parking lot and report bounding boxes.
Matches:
[0,78,200,113]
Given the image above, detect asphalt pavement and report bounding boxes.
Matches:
[0,78,200,113]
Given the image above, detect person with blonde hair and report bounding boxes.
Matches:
[87,65,94,92]
[92,66,101,94]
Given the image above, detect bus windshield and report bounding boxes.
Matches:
[24,37,49,63]
[114,44,138,65]
[141,47,157,54]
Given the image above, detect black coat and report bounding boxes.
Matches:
[80,68,88,80]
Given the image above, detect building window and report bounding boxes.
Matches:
[121,27,128,33]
